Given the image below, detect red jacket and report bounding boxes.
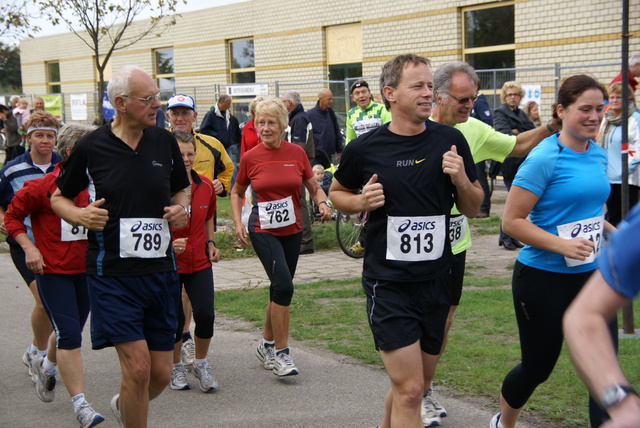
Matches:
[172,171,216,273]
[4,164,89,274]
[240,118,261,158]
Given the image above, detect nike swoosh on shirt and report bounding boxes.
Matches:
[415,158,426,164]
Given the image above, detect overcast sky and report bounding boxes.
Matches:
[9,0,247,42]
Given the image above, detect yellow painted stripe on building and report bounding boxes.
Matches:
[362,7,458,25]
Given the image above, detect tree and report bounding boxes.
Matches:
[0,0,40,41]
[35,0,185,122]
[0,43,22,93]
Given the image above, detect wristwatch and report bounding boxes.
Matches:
[600,384,638,409]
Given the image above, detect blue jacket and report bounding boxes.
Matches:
[471,94,493,127]
[308,103,343,157]
[199,108,241,149]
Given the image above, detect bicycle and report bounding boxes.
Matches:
[335,210,368,259]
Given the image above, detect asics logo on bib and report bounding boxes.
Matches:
[570,221,601,237]
[265,201,289,211]
[131,220,164,232]
[397,219,437,233]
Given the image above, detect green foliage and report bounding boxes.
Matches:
[0,0,40,41]
[0,43,21,92]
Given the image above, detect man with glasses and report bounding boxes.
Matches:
[51,65,190,428]
[166,94,233,197]
[419,62,562,427]
[345,79,392,145]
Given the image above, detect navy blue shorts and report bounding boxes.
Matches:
[363,274,451,355]
[87,272,181,351]
[9,243,36,286]
[37,273,90,350]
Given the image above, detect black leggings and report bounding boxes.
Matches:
[502,261,616,425]
[249,232,301,306]
[175,267,215,341]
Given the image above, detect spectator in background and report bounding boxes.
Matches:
[312,163,332,195]
[308,88,343,163]
[494,81,535,250]
[345,80,391,145]
[4,96,24,162]
[13,98,31,133]
[610,53,640,93]
[32,97,45,113]
[281,90,315,255]
[470,77,494,218]
[523,101,542,127]
[200,94,241,187]
[240,95,265,158]
[596,82,640,227]
[155,107,166,128]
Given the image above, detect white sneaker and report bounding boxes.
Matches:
[181,338,195,366]
[22,347,37,378]
[490,412,503,428]
[425,388,447,417]
[193,361,218,392]
[110,394,123,428]
[33,355,56,403]
[170,364,190,390]
[272,348,299,377]
[76,402,105,428]
[256,341,276,370]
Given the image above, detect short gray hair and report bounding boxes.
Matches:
[631,54,640,66]
[282,90,301,106]
[172,128,196,150]
[107,65,146,105]
[433,62,478,105]
[56,124,94,161]
[218,94,231,104]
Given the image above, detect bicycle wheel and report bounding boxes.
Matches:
[335,211,366,259]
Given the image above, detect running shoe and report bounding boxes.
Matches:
[425,388,447,417]
[110,394,123,428]
[33,355,56,403]
[181,338,195,366]
[256,341,276,370]
[490,412,503,428]
[76,402,105,428]
[22,347,36,378]
[272,348,299,377]
[349,242,365,255]
[170,364,190,390]
[193,361,218,392]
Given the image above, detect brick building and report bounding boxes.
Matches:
[18,0,640,125]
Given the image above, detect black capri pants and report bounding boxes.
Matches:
[175,267,215,341]
[249,231,302,307]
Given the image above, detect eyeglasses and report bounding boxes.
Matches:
[444,92,478,104]
[122,93,161,104]
[169,110,194,117]
[505,93,521,98]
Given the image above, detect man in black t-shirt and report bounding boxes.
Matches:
[52,65,189,428]
[330,54,483,427]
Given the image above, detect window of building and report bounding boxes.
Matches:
[229,38,255,84]
[326,23,363,124]
[47,61,61,93]
[155,48,175,100]
[462,2,515,108]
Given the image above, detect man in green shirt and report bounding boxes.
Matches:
[345,80,392,145]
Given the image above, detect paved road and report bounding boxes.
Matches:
[0,187,552,427]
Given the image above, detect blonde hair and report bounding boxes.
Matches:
[500,81,524,104]
[18,97,28,107]
[608,82,636,104]
[249,95,266,118]
[254,97,288,131]
[312,164,325,173]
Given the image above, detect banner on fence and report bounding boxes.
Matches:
[70,93,87,121]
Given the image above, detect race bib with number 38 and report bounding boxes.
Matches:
[448,215,467,247]
[556,215,604,267]
[119,218,170,258]
[258,196,296,230]
[386,215,446,262]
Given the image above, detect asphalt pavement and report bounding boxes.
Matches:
[0,188,549,427]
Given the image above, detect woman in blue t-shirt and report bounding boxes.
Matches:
[490,75,616,428]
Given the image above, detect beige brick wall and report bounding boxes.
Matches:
[18,0,640,123]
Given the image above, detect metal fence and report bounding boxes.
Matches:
[1,61,622,129]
